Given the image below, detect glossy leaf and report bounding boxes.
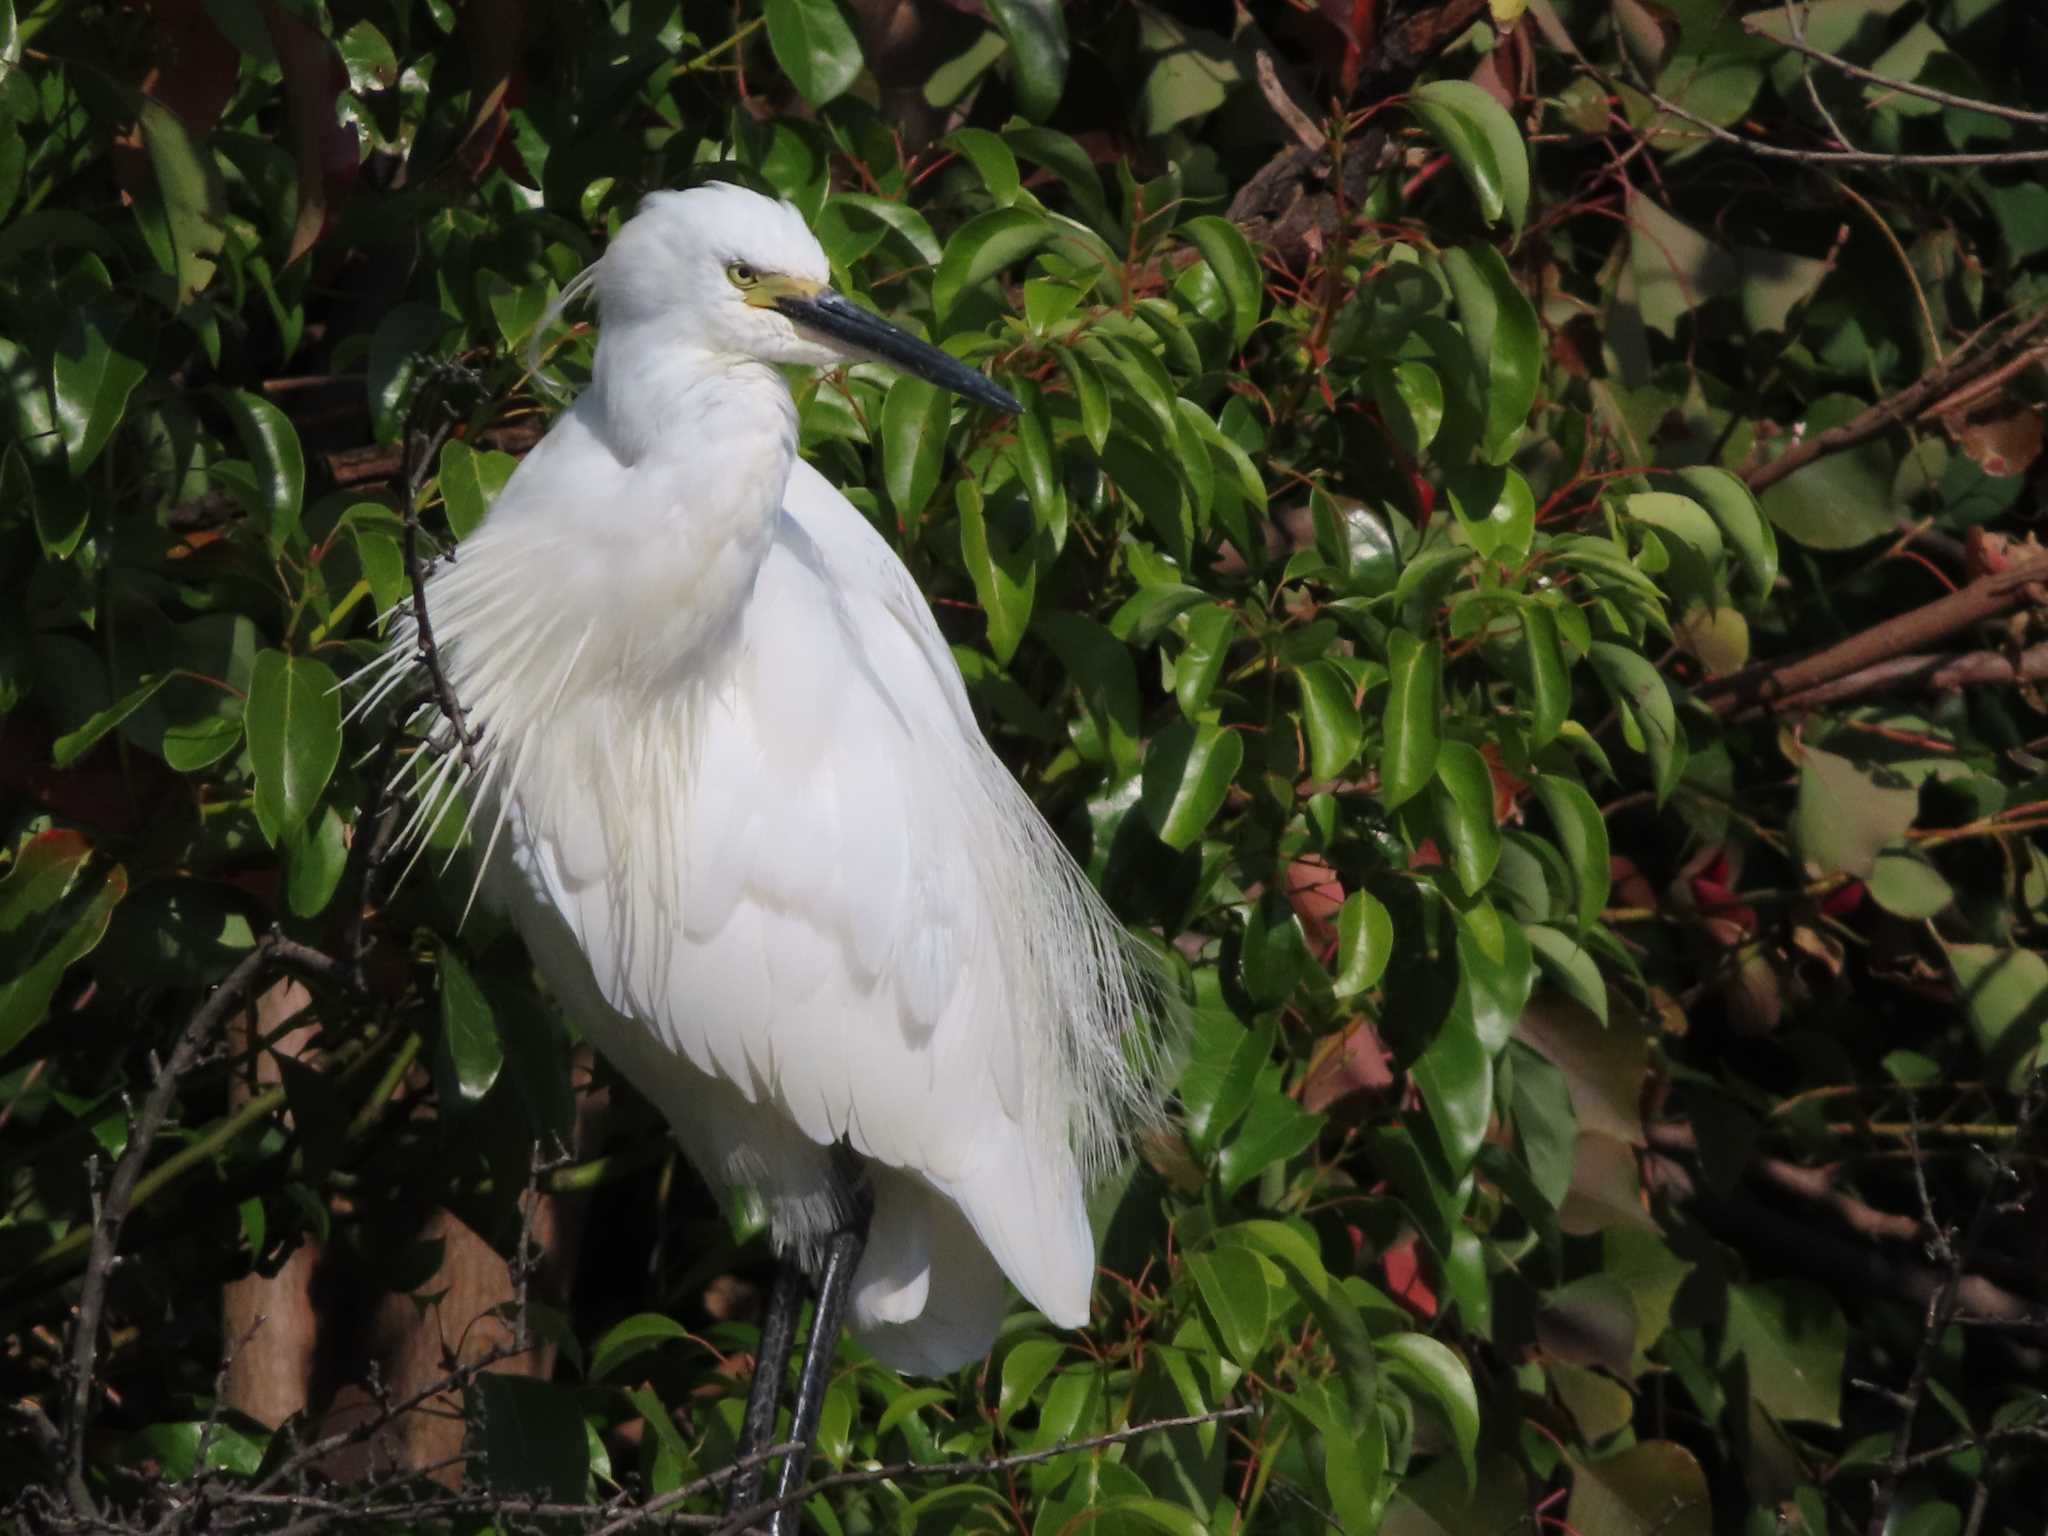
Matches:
[1332,889,1394,998]
[436,944,504,1104]
[1378,1332,1480,1483]
[985,0,1069,120]
[1519,603,1570,746]
[245,651,341,845]
[1534,775,1611,930]
[130,96,225,306]
[931,207,1051,320]
[957,481,1036,664]
[1587,643,1683,805]
[763,0,862,108]
[217,389,307,551]
[881,373,950,523]
[1442,245,1540,464]
[1380,629,1442,809]
[1296,659,1364,781]
[1411,79,1530,234]
[1186,1246,1269,1367]
[1431,740,1501,895]
[1140,719,1241,850]
[1180,215,1263,351]
[589,1313,689,1381]
[440,439,517,541]
[52,301,146,476]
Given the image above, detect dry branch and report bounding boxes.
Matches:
[1701,555,2048,718]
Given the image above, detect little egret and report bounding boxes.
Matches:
[360,182,1173,1519]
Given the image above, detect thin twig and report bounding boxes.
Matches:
[60,936,293,1516]
[1744,19,2048,127]
[1743,307,2048,494]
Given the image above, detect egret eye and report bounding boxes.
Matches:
[726,261,758,288]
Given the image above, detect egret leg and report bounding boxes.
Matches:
[766,1213,869,1536]
[725,1260,804,1517]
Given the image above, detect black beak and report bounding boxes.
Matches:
[775,289,1022,415]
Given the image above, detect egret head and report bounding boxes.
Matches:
[596,182,1019,413]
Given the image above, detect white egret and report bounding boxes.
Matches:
[359,182,1173,1521]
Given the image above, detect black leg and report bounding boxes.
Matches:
[725,1259,804,1517]
[766,1214,869,1536]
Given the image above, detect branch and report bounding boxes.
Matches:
[58,935,341,1517]
[1699,555,2048,718]
[1605,65,2048,166]
[1760,642,2048,714]
[1742,307,2048,494]
[399,396,483,781]
[1740,19,2048,128]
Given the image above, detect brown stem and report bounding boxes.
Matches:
[1743,308,2048,494]
[1701,555,2048,718]
[1760,642,2048,714]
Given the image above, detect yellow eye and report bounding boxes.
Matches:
[726,261,758,288]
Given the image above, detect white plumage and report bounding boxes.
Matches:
[360,184,1170,1374]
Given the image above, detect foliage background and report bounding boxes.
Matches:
[3,0,2047,1532]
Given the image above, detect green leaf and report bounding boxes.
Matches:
[763,0,863,108]
[1179,215,1262,352]
[1527,923,1608,1026]
[1175,603,1234,718]
[52,674,171,768]
[985,0,1069,121]
[52,301,147,476]
[1868,850,1952,919]
[1795,748,1917,880]
[1441,245,1539,464]
[1457,906,1533,1054]
[1052,343,1109,452]
[1444,464,1535,563]
[1672,466,1776,605]
[130,96,225,306]
[881,373,950,524]
[285,805,350,920]
[1373,362,1444,460]
[1380,629,1442,809]
[589,1313,690,1381]
[1178,1011,1270,1159]
[941,128,1020,207]
[1565,1441,1712,1536]
[1296,659,1364,781]
[217,389,306,552]
[436,943,504,1103]
[1140,719,1241,850]
[957,481,1036,665]
[1947,945,2048,1089]
[1534,775,1611,930]
[1518,604,1570,746]
[1587,643,1683,805]
[1110,583,1207,650]
[367,303,458,445]
[471,1374,588,1501]
[1722,1280,1846,1427]
[1187,1246,1270,1367]
[1412,1006,1491,1175]
[1410,79,1530,234]
[998,1337,1065,1429]
[439,439,517,541]
[1431,741,1501,895]
[931,206,1050,321]
[0,832,127,1057]
[1377,1332,1479,1484]
[245,650,342,845]
[1332,889,1394,998]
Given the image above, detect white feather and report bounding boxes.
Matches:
[367,184,1177,1373]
